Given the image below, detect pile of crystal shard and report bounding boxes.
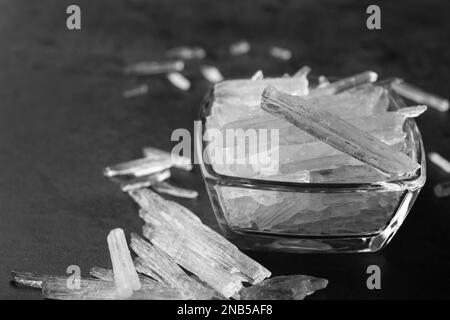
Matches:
[11,189,328,300]
[204,70,425,234]
[205,71,424,182]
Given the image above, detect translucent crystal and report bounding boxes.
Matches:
[261,86,420,178]
[238,275,328,300]
[309,71,378,96]
[103,157,172,178]
[251,70,264,81]
[201,65,224,83]
[142,146,193,171]
[167,72,191,91]
[434,181,450,198]
[229,41,250,56]
[119,170,170,192]
[130,234,223,299]
[107,228,141,298]
[166,46,206,60]
[89,266,160,287]
[428,152,450,173]
[392,80,449,112]
[11,271,51,289]
[293,66,311,78]
[128,189,271,298]
[269,46,292,60]
[152,181,198,199]
[123,84,148,99]
[317,75,330,88]
[42,278,182,300]
[124,61,184,76]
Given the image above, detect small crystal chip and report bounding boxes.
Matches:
[251,70,264,81]
[201,65,224,83]
[229,40,250,56]
[11,271,52,289]
[89,266,160,287]
[428,152,450,173]
[269,46,292,60]
[238,275,328,300]
[434,181,450,198]
[123,84,148,98]
[124,61,184,76]
[293,66,311,78]
[107,228,141,299]
[166,46,206,60]
[142,146,193,171]
[152,181,198,199]
[104,157,172,178]
[167,72,191,91]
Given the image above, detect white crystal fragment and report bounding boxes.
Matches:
[167,72,191,91]
[317,75,330,88]
[166,46,206,60]
[201,65,224,83]
[129,189,271,298]
[428,152,450,173]
[103,157,172,178]
[120,170,171,192]
[293,66,311,78]
[269,46,292,60]
[124,61,184,76]
[392,80,449,112]
[123,84,148,98]
[107,228,141,299]
[229,40,250,55]
[142,146,193,171]
[153,181,198,199]
[251,70,264,81]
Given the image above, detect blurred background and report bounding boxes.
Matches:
[0,0,449,299]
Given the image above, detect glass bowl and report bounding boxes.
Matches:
[196,82,426,253]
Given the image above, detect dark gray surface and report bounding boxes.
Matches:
[0,0,449,299]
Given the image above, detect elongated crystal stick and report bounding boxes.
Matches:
[269,46,292,60]
[103,157,172,178]
[261,86,420,178]
[11,271,51,289]
[129,189,271,298]
[293,66,311,78]
[239,275,328,300]
[251,70,264,81]
[123,84,148,99]
[434,181,450,198]
[392,80,449,112]
[152,181,198,199]
[89,266,159,287]
[142,146,193,171]
[166,46,206,60]
[120,170,170,192]
[201,65,224,83]
[428,152,450,173]
[167,72,191,91]
[107,228,141,299]
[124,61,184,76]
[310,71,378,96]
[42,277,181,300]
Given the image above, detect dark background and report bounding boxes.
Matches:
[0,0,449,299]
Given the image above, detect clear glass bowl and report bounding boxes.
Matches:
[196,83,426,253]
